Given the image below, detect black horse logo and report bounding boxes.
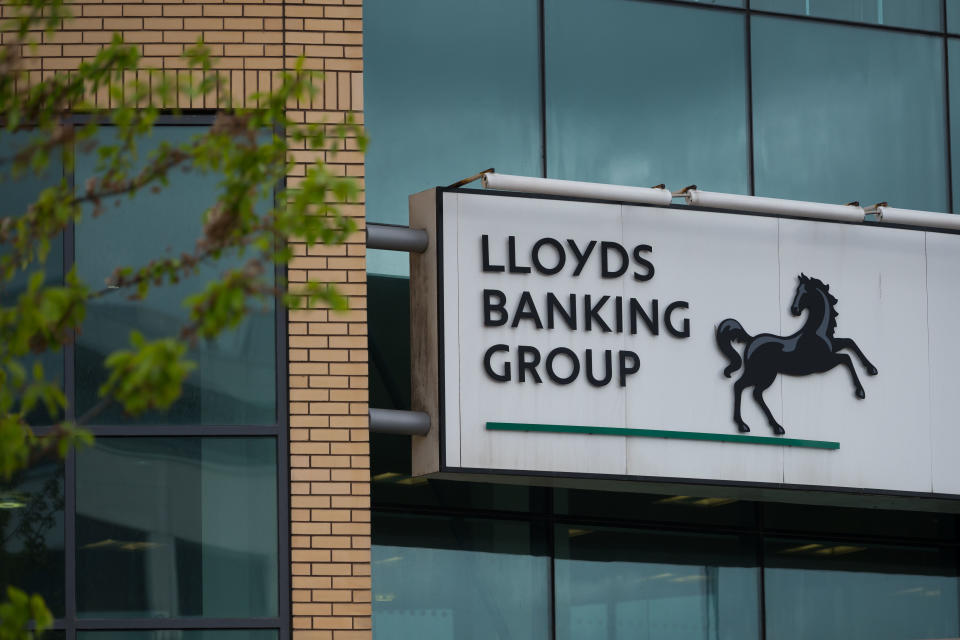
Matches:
[716,274,878,435]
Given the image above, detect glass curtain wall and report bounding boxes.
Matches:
[0,120,287,640]
[365,0,960,277]
[372,481,960,640]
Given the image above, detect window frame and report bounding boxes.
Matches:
[12,112,291,640]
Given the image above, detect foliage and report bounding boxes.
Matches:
[0,0,366,633]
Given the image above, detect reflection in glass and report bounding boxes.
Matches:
[74,126,275,425]
[554,526,760,640]
[765,538,960,640]
[80,632,278,640]
[0,463,64,616]
[372,514,550,640]
[364,0,541,276]
[546,0,749,195]
[752,17,948,211]
[76,438,278,618]
[0,131,64,424]
[752,0,942,31]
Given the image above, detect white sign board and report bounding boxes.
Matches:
[409,188,960,500]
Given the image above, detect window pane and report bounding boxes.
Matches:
[74,126,276,425]
[0,462,64,617]
[76,437,278,618]
[753,0,942,31]
[555,525,760,640]
[950,1,960,33]
[950,39,960,212]
[364,0,541,276]
[0,131,64,425]
[372,513,550,640]
[546,0,749,194]
[765,538,960,640]
[80,632,278,640]
[752,17,948,211]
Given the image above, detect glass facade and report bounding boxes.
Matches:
[372,479,960,640]
[365,3,960,636]
[0,119,286,640]
[365,0,960,274]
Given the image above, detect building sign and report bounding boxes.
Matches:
[410,188,960,498]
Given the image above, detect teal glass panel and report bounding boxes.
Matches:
[752,17,948,211]
[554,525,760,640]
[80,633,277,640]
[950,1,960,33]
[364,0,541,276]
[753,0,942,31]
[765,538,959,640]
[74,126,276,425]
[372,513,550,640]
[546,0,749,195]
[76,437,278,618]
[0,131,64,424]
[0,462,64,616]
[950,39,960,212]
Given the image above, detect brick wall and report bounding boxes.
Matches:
[12,0,371,637]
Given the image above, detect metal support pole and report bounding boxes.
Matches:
[369,408,431,436]
[367,223,429,253]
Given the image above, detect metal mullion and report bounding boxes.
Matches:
[944,2,955,213]
[63,126,77,640]
[63,449,77,640]
[273,119,291,640]
[84,424,281,437]
[547,489,557,640]
[745,0,756,196]
[539,0,547,179]
[73,618,282,630]
[756,502,767,640]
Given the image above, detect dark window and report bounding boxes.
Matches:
[0,131,64,425]
[74,126,276,426]
[0,462,64,616]
[76,437,278,618]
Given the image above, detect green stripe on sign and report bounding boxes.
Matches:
[485,422,839,450]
